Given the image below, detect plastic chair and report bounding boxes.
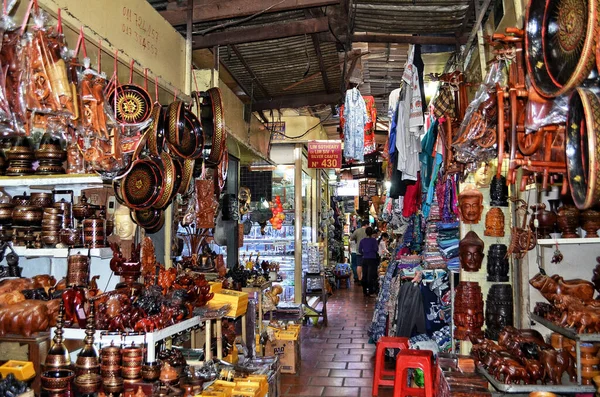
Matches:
[372,336,409,396]
[393,349,434,397]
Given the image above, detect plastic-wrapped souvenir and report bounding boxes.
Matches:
[0,0,25,135]
[23,6,74,118]
[452,62,506,164]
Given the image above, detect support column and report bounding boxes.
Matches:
[294,144,303,303]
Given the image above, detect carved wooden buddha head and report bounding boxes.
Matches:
[454,282,484,340]
[485,284,513,340]
[458,187,484,224]
[459,231,485,272]
[484,207,505,237]
[474,162,496,188]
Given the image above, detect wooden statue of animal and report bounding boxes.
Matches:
[530,273,595,303]
[560,303,600,333]
[523,358,544,384]
[493,358,530,384]
[497,326,550,356]
[539,349,576,384]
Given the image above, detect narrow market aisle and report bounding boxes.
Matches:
[281,283,392,397]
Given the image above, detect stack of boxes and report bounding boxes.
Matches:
[210,290,249,318]
[263,324,301,374]
[201,374,269,397]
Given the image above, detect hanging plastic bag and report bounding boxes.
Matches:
[23,4,75,118]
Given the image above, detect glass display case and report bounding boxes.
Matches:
[238,165,312,302]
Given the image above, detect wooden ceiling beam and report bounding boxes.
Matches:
[192,17,330,49]
[316,32,466,45]
[311,34,332,93]
[162,0,339,27]
[252,92,341,111]
[230,45,270,98]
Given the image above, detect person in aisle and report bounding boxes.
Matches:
[358,226,379,297]
[349,239,359,283]
[378,232,390,259]
[350,218,369,282]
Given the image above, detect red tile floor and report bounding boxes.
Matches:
[281,281,394,397]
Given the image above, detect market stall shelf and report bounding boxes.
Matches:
[11,247,112,259]
[477,365,595,393]
[50,315,225,362]
[537,238,600,245]
[531,313,600,385]
[0,174,103,189]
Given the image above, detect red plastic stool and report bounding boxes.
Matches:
[372,336,409,396]
[393,349,434,397]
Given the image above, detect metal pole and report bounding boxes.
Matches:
[294,144,303,303]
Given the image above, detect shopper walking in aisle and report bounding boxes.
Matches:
[350,218,369,282]
[378,232,390,259]
[349,239,359,283]
[358,226,378,297]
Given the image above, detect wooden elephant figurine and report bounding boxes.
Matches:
[494,360,530,384]
[539,349,576,384]
[523,358,544,384]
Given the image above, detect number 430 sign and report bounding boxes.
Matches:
[307,140,342,169]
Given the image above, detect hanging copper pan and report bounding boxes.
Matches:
[196,88,226,166]
[132,208,164,233]
[152,152,181,210]
[106,60,153,125]
[178,158,195,195]
[107,84,152,125]
[117,132,163,210]
[525,0,599,98]
[165,101,203,160]
[565,87,600,210]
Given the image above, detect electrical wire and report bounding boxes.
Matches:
[268,111,334,140]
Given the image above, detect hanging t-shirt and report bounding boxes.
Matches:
[421,283,445,335]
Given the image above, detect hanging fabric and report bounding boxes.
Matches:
[342,87,367,162]
[363,95,377,155]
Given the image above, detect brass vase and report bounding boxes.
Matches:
[45,301,71,370]
[557,205,580,238]
[75,305,99,376]
[581,209,600,238]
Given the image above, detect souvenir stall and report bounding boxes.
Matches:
[370,0,600,395]
[0,0,283,395]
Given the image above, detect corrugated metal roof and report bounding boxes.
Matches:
[221,36,342,100]
[353,0,471,34]
[148,0,476,116]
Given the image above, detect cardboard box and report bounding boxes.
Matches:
[264,337,300,374]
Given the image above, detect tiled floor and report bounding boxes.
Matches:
[281,282,394,397]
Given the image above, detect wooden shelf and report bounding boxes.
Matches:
[11,246,113,259]
[538,237,600,246]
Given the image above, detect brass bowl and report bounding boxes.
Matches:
[100,364,121,378]
[11,192,30,206]
[41,233,60,247]
[141,361,161,381]
[41,369,75,392]
[12,205,43,226]
[0,203,13,225]
[121,365,142,379]
[35,148,67,162]
[121,345,143,358]
[44,207,63,215]
[74,373,101,394]
[102,376,124,394]
[121,357,144,367]
[0,226,13,242]
[101,345,122,357]
[529,393,557,397]
[30,192,54,208]
[73,204,97,220]
[60,228,81,247]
